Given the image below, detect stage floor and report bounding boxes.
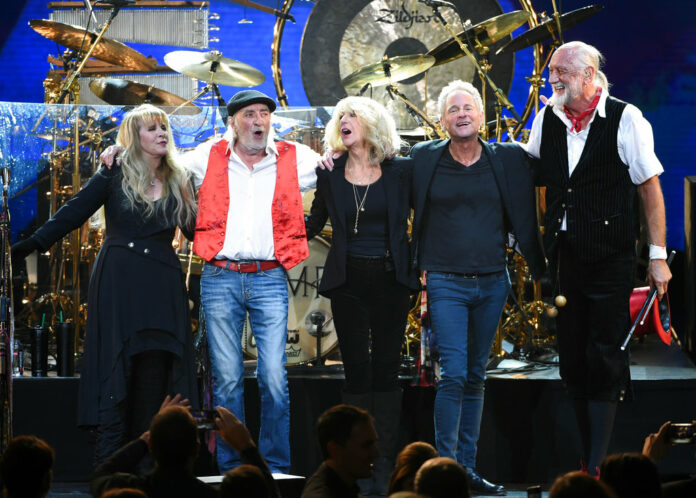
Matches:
[16,335,695,497]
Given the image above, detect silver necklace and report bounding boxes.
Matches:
[351,171,373,235]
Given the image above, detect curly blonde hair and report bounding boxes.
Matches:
[323,96,404,164]
[116,104,197,227]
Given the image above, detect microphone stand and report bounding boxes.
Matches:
[0,168,15,453]
[424,3,521,122]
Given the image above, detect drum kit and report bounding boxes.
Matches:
[17,0,605,367]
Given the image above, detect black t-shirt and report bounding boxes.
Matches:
[421,148,506,274]
[344,175,389,257]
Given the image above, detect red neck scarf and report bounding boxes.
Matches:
[563,88,602,132]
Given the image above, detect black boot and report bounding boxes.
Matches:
[371,390,403,496]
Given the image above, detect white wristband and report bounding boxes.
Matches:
[649,244,667,260]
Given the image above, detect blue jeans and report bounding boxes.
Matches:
[427,270,510,468]
[200,263,290,473]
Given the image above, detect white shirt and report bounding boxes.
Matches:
[179,128,320,261]
[523,90,663,230]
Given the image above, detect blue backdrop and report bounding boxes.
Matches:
[0,0,694,249]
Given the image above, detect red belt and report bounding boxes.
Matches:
[210,259,281,273]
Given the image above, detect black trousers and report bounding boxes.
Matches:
[329,256,412,394]
[555,237,635,401]
[94,349,173,465]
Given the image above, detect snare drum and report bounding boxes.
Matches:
[242,236,338,365]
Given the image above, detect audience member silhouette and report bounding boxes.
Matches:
[92,395,278,498]
[387,442,438,494]
[301,404,378,498]
[549,471,617,498]
[101,489,148,498]
[642,420,696,498]
[413,457,469,498]
[220,464,271,498]
[0,435,54,498]
[599,452,660,498]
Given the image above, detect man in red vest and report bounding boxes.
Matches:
[180,90,320,473]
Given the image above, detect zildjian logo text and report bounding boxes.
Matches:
[375,3,441,29]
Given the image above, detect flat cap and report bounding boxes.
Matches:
[226,89,276,117]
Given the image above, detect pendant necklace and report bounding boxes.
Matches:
[351,167,373,235]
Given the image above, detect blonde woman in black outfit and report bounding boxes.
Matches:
[305,96,417,496]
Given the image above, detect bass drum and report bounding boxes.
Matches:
[242,236,338,365]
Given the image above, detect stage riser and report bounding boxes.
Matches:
[13,376,696,484]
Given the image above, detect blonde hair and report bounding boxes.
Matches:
[323,96,403,164]
[116,104,197,227]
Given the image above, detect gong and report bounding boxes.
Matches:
[300,0,515,127]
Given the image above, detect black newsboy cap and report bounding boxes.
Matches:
[226,90,277,117]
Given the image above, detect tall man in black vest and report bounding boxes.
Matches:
[525,41,672,475]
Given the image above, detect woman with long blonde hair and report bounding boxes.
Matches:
[12,104,198,464]
[305,96,418,496]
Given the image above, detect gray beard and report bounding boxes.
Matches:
[548,90,570,108]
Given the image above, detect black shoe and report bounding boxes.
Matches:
[465,468,506,496]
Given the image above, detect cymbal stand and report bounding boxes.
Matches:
[424,3,521,122]
[54,3,125,104]
[386,85,445,139]
[172,81,227,134]
[0,168,14,452]
[550,0,565,46]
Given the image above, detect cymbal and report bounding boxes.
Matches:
[428,10,531,66]
[29,19,156,71]
[342,54,436,90]
[496,5,604,55]
[164,50,265,87]
[89,78,201,114]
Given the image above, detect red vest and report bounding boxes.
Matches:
[193,139,309,270]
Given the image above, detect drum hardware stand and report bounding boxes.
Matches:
[423,2,521,123]
[271,0,296,107]
[386,85,444,140]
[0,168,15,452]
[53,2,126,105]
[308,311,327,367]
[550,0,565,46]
[171,56,228,133]
[41,1,126,342]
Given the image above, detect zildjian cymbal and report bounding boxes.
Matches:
[29,19,156,71]
[342,54,436,90]
[496,5,604,55]
[89,78,201,114]
[164,50,265,87]
[427,10,531,66]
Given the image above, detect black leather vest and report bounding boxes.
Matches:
[538,96,638,262]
